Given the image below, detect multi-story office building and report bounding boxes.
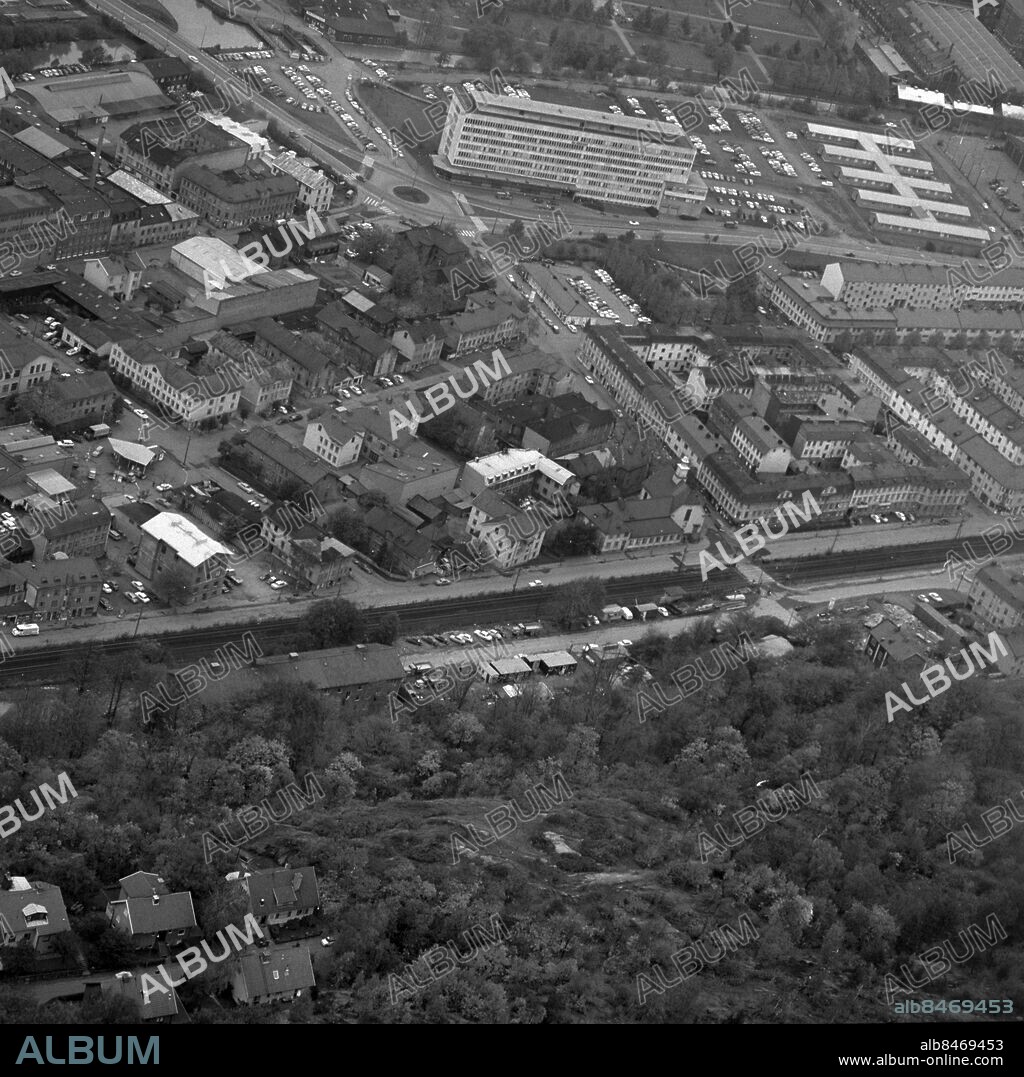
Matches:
[435,87,701,213]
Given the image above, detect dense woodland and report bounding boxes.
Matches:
[0,606,1021,1023]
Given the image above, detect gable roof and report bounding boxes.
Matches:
[233,947,315,999]
[241,867,319,916]
[117,891,197,937]
[0,879,69,942]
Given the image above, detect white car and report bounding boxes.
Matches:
[237,482,254,493]
[132,408,148,419]
[270,579,288,590]
[527,579,543,587]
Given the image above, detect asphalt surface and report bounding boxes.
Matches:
[0,529,998,683]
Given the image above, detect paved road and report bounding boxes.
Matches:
[83,0,970,267]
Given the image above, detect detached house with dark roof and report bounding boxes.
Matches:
[106,871,199,951]
[231,947,315,1005]
[233,867,320,926]
[0,877,70,954]
[98,970,183,1022]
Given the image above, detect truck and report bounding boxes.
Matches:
[86,423,110,440]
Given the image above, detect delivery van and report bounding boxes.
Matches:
[12,623,39,636]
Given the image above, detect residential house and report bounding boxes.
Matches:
[438,293,524,356]
[577,494,703,552]
[466,489,547,569]
[491,393,615,457]
[83,255,146,303]
[136,512,230,605]
[0,877,70,955]
[362,503,443,576]
[109,338,241,428]
[238,428,339,504]
[233,867,319,926]
[391,322,444,369]
[302,414,364,470]
[0,325,54,401]
[316,303,397,377]
[28,372,118,434]
[31,497,112,560]
[864,619,930,670]
[204,332,292,415]
[230,947,315,1005]
[261,514,356,591]
[0,567,32,625]
[106,871,199,951]
[249,318,339,393]
[99,971,182,1023]
[968,562,1024,631]
[386,225,470,275]
[19,557,102,622]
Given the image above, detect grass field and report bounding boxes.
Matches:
[362,83,443,165]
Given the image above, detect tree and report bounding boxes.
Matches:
[294,598,367,649]
[156,563,196,607]
[371,612,400,645]
[327,508,372,555]
[545,577,606,629]
[545,521,601,558]
[392,253,423,299]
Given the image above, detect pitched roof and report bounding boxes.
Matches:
[117,891,197,937]
[104,971,180,1019]
[241,867,319,916]
[0,879,69,941]
[233,947,315,1000]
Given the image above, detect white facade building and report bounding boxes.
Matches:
[436,88,699,212]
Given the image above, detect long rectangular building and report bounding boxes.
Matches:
[435,88,700,213]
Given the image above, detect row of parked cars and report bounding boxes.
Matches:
[406,623,541,649]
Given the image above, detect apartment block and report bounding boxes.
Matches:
[968,563,1024,631]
